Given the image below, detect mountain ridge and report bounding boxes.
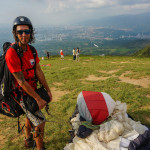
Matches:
[78,12,150,32]
[133,45,150,57]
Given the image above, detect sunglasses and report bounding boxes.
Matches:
[16,29,31,35]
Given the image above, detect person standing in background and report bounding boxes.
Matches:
[60,49,64,60]
[72,48,76,60]
[47,51,50,59]
[76,48,80,61]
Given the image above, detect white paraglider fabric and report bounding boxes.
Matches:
[64,100,148,150]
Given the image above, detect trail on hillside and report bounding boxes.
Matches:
[84,69,150,88]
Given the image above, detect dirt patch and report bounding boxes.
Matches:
[81,81,89,84]
[84,59,94,61]
[0,116,4,122]
[11,134,24,143]
[82,62,88,65]
[53,82,63,86]
[85,75,109,81]
[61,67,69,70]
[146,117,150,122]
[119,72,150,88]
[0,134,6,149]
[98,69,120,74]
[144,110,150,123]
[120,61,132,64]
[0,127,11,148]
[146,95,150,98]
[111,62,117,63]
[111,61,131,64]
[51,87,70,101]
[141,105,150,110]
[0,114,11,121]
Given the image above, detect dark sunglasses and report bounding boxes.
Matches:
[16,29,31,35]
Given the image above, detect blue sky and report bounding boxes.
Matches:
[1,0,150,26]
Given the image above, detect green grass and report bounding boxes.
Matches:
[0,55,150,150]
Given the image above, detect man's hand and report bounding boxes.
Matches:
[36,98,47,110]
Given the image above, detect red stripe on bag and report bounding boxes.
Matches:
[82,91,109,125]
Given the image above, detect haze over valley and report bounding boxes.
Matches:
[0,13,150,57]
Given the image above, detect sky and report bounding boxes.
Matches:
[1,0,150,26]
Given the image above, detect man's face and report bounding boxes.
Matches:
[16,25,30,45]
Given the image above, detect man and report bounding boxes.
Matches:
[76,47,80,61]
[5,16,52,150]
[46,51,50,59]
[60,49,64,60]
[72,48,76,60]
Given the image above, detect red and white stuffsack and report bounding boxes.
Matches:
[77,91,116,125]
[64,91,150,150]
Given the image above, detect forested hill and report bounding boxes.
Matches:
[133,45,150,57]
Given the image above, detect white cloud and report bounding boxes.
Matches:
[122,3,150,10]
[0,0,150,25]
[43,0,150,15]
[45,0,70,13]
[45,0,115,11]
[38,0,150,25]
[108,2,150,16]
[85,0,115,8]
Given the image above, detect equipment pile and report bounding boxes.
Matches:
[64,91,150,150]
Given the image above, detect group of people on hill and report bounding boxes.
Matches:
[59,48,80,61]
[73,47,80,61]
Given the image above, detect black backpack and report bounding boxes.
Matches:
[0,42,37,117]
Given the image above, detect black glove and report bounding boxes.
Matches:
[24,87,50,114]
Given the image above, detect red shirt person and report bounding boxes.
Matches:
[5,16,52,150]
[6,44,39,90]
[60,49,64,60]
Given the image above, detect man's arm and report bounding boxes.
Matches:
[35,63,52,101]
[12,71,47,110]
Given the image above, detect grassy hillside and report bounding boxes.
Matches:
[0,56,150,150]
[133,45,150,57]
[33,39,150,57]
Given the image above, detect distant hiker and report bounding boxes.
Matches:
[60,49,64,60]
[76,47,80,61]
[73,48,76,60]
[46,51,50,59]
[5,16,52,150]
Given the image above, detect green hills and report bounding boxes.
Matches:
[0,56,150,150]
[134,45,150,57]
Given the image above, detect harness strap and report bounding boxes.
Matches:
[32,126,41,138]
[11,43,37,73]
[22,67,34,73]
[18,116,25,133]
